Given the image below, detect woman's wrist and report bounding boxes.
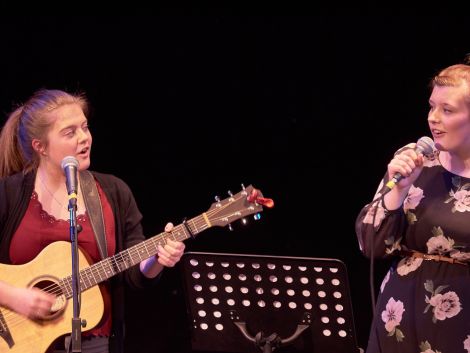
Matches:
[383,186,409,211]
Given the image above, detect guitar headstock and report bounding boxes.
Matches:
[205,185,273,228]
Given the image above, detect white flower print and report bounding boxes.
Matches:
[397,256,423,276]
[363,203,386,228]
[403,185,424,224]
[424,280,462,323]
[464,335,470,352]
[426,226,465,260]
[445,177,470,213]
[380,270,391,293]
[381,297,405,342]
[426,234,454,255]
[428,291,462,321]
[453,189,470,212]
[404,185,424,212]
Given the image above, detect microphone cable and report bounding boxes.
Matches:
[367,193,384,317]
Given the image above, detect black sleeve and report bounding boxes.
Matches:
[96,172,161,289]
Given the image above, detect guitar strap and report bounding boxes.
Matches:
[79,170,108,259]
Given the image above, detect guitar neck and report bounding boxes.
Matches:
[60,213,210,298]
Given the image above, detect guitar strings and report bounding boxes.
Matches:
[1,191,257,329]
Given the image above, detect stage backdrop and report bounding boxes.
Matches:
[0,14,468,352]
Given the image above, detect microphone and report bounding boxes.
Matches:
[382,136,435,195]
[61,156,79,208]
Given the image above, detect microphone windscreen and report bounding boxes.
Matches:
[416,136,434,157]
[61,156,79,170]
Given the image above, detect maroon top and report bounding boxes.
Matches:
[10,182,116,337]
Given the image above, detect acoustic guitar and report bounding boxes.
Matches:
[0,185,272,353]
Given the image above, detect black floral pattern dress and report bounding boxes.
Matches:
[356,151,470,353]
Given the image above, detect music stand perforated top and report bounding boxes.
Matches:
[181,252,360,353]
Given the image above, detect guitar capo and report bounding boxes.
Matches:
[182,217,195,238]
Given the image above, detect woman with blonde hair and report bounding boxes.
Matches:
[0,88,185,353]
[356,57,470,353]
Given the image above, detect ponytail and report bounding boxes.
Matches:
[0,107,28,178]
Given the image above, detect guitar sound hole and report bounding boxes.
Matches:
[32,278,67,320]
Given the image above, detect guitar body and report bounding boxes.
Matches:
[0,241,105,353]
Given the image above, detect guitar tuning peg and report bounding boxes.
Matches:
[228,224,233,231]
[241,218,247,225]
[215,196,221,202]
[228,190,233,197]
[241,183,245,190]
[253,213,261,221]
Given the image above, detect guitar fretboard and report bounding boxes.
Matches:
[59,214,209,298]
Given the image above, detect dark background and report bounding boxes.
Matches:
[1,14,469,352]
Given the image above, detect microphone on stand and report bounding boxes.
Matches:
[61,156,79,209]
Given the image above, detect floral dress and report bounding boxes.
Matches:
[356,150,470,353]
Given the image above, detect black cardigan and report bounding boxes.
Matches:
[0,170,159,353]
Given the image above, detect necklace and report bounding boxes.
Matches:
[38,172,70,212]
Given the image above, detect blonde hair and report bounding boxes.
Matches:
[0,89,88,178]
[432,63,470,103]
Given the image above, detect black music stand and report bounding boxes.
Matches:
[181,252,361,353]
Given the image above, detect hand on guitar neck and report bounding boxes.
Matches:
[139,222,186,278]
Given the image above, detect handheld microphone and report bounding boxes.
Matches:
[382,136,434,195]
[61,156,79,208]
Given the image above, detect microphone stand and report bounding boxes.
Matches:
[68,197,84,353]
